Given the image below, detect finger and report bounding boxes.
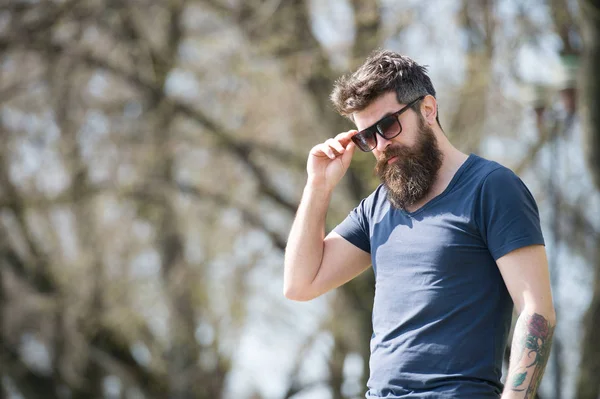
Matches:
[340,141,356,167]
[310,143,337,159]
[335,130,359,147]
[325,143,339,159]
[334,130,358,140]
[326,138,346,154]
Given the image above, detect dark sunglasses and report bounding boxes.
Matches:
[351,96,425,152]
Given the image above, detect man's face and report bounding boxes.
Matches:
[353,91,443,210]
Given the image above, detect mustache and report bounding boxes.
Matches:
[384,144,412,159]
[376,145,410,170]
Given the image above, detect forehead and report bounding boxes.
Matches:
[353,91,403,131]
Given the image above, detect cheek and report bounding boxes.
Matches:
[388,134,413,150]
[398,117,421,143]
[396,131,419,148]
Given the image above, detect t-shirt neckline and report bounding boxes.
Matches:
[398,153,476,217]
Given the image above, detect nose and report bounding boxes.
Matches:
[375,134,392,152]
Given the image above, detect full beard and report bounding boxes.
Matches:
[374,118,443,210]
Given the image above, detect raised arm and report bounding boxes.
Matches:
[283,131,371,301]
[498,245,556,399]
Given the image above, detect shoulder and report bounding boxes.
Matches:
[479,164,531,198]
[466,155,522,191]
[473,157,540,215]
[469,158,544,257]
[470,155,541,221]
[482,165,521,188]
[469,154,505,178]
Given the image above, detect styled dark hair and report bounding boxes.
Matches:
[330,50,440,127]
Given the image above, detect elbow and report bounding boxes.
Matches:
[540,302,557,325]
[520,304,557,326]
[283,284,317,302]
[547,306,557,326]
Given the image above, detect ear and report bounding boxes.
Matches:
[421,95,437,125]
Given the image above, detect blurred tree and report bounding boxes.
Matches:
[448,0,495,152]
[576,1,600,398]
[0,0,235,397]
[0,1,599,399]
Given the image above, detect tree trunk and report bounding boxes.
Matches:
[575,0,600,398]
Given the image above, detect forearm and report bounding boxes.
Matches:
[283,182,332,299]
[502,310,556,399]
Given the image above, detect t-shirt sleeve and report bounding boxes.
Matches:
[477,167,545,261]
[333,199,371,254]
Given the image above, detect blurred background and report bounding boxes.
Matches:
[1,0,599,398]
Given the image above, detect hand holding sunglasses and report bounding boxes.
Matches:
[307,130,358,191]
[351,96,424,152]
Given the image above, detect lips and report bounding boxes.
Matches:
[387,156,398,164]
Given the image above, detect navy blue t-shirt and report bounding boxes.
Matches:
[334,154,544,399]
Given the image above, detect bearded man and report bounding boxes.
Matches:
[283,50,555,399]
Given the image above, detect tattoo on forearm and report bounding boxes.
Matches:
[508,312,555,398]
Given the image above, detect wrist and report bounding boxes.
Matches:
[306,177,333,192]
[304,178,334,199]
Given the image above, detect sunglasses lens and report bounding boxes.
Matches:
[352,130,376,152]
[378,116,401,139]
